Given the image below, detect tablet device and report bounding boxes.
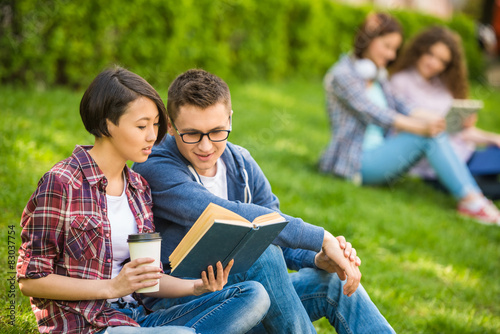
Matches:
[445,99,483,133]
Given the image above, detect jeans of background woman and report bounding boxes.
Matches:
[98,281,269,334]
[146,245,395,334]
[426,145,500,200]
[361,132,480,199]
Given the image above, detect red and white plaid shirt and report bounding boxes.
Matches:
[17,145,155,334]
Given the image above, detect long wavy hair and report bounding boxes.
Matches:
[391,26,468,98]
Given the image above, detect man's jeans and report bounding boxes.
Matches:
[99,281,269,334]
[289,268,395,334]
[146,245,315,333]
[246,247,395,334]
[146,245,395,333]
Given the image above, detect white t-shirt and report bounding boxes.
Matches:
[199,158,228,200]
[106,174,138,303]
[362,82,388,151]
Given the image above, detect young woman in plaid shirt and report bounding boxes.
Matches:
[16,67,270,333]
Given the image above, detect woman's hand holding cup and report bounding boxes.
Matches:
[109,257,163,298]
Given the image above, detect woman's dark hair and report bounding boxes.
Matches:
[390,26,468,99]
[80,66,167,144]
[353,12,403,58]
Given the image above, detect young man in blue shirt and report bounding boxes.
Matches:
[133,69,395,333]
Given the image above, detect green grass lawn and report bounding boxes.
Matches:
[1,78,499,333]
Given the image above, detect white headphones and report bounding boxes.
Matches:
[353,58,387,82]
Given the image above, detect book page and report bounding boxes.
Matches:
[170,205,217,265]
[206,203,249,223]
[214,219,253,227]
[252,211,286,225]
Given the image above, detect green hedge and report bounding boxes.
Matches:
[1,0,484,88]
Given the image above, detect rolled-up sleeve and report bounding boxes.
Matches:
[17,173,65,281]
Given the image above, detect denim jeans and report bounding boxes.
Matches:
[99,281,269,334]
[146,245,315,333]
[290,268,395,334]
[361,132,480,199]
[146,245,394,333]
[247,268,395,334]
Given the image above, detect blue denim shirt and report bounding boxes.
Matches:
[319,55,413,180]
[133,135,324,271]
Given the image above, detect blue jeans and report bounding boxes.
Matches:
[99,281,269,334]
[146,245,315,333]
[290,268,395,334]
[361,132,480,199]
[248,268,395,334]
[146,246,394,334]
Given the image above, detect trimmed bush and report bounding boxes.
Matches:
[1,0,483,88]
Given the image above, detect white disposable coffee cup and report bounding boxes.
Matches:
[127,233,162,293]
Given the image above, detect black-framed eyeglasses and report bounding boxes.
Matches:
[170,116,232,144]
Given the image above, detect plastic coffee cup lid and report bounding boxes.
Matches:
[127,233,162,243]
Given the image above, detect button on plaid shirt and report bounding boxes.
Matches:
[17,145,155,333]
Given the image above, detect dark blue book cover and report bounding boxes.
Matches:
[170,217,288,278]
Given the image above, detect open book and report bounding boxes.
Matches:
[169,203,288,278]
[446,99,483,133]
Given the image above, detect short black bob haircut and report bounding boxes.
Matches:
[80,66,167,145]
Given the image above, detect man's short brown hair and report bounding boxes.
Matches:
[167,69,231,121]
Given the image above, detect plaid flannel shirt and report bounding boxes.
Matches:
[319,55,413,180]
[17,145,155,334]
